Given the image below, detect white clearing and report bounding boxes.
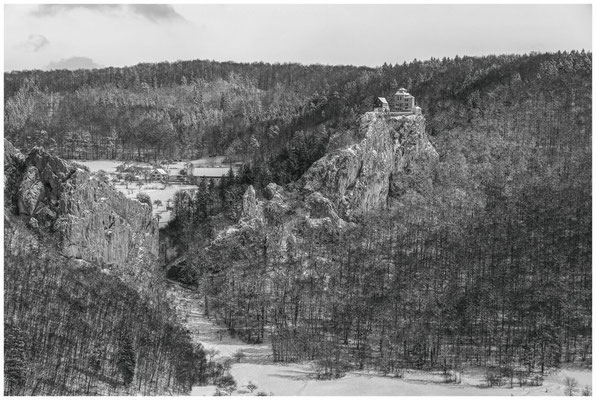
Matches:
[166,282,592,397]
[69,159,238,227]
[114,182,197,227]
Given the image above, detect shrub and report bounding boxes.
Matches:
[136,192,152,208]
[485,368,502,387]
[233,350,246,362]
[564,377,578,396]
[247,381,257,393]
[215,374,237,391]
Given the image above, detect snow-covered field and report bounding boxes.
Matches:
[114,182,197,227]
[192,363,592,396]
[166,282,592,397]
[69,159,235,227]
[189,156,228,166]
[70,159,126,174]
[70,159,234,177]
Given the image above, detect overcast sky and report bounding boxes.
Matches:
[4,4,592,72]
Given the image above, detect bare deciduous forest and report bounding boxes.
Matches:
[4,50,591,394]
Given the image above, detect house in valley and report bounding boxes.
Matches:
[149,168,169,182]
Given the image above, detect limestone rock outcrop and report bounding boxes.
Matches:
[17,166,46,216]
[4,143,159,290]
[240,185,264,225]
[228,112,437,235]
[4,139,25,167]
[300,112,437,217]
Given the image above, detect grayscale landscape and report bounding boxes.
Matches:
[3,3,592,396]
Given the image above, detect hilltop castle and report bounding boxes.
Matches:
[373,88,421,114]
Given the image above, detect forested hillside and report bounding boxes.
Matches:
[163,51,591,381]
[4,50,591,386]
[3,144,217,395]
[4,246,206,395]
[4,51,591,181]
[4,60,368,162]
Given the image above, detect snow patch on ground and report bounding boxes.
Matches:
[167,261,593,397]
[115,182,197,226]
[71,159,236,177]
[69,159,126,174]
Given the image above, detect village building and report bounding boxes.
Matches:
[373,97,390,112]
[149,168,169,182]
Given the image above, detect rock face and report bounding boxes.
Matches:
[5,143,159,289]
[240,185,264,224]
[300,112,437,217]
[4,139,25,167]
[208,112,437,281]
[17,166,45,216]
[227,112,436,240]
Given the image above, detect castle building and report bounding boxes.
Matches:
[392,88,416,112]
[373,97,390,112]
[372,88,419,114]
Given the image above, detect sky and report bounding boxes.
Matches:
[3,3,592,72]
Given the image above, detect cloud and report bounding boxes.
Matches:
[31,4,120,17]
[19,34,50,52]
[46,57,103,71]
[128,5,185,22]
[31,4,185,23]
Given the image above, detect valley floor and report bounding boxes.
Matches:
[166,282,592,396]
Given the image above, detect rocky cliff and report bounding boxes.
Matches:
[218,112,437,241]
[300,112,437,218]
[4,141,159,290]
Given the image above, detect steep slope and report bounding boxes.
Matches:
[4,141,205,395]
[232,112,437,231]
[6,143,158,290]
[198,112,438,346]
[300,112,437,217]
